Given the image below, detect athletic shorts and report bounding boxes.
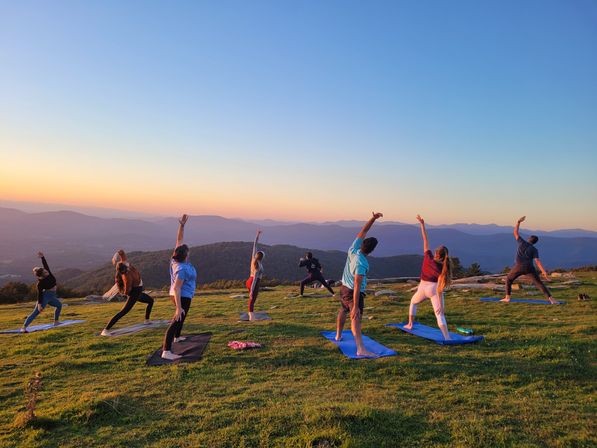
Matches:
[339,285,365,313]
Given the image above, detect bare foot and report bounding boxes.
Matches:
[20,327,28,333]
[403,322,413,330]
[499,297,511,303]
[248,312,255,321]
[356,349,377,358]
[53,320,60,326]
[335,334,343,341]
[548,297,558,305]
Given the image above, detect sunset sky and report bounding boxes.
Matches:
[1,1,596,230]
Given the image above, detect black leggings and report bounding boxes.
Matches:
[300,271,334,295]
[162,297,192,351]
[105,286,154,329]
[506,264,551,298]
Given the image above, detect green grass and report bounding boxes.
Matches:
[0,274,596,447]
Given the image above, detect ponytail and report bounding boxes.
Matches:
[437,247,452,293]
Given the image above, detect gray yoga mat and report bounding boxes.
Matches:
[239,312,271,321]
[0,319,85,334]
[99,320,169,337]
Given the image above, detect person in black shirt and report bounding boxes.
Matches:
[298,252,335,296]
[501,216,557,304]
[21,252,63,332]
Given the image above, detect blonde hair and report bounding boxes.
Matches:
[436,246,452,293]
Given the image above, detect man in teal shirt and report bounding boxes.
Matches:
[336,212,383,357]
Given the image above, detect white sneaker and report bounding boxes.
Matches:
[161,350,182,361]
[100,329,112,336]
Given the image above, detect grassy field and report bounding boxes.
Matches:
[0,273,595,448]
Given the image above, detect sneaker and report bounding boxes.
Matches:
[100,329,112,336]
[161,350,182,361]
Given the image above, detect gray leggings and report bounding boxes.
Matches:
[24,290,62,327]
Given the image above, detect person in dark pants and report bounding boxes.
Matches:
[162,214,197,361]
[298,252,335,296]
[100,258,154,336]
[21,252,62,332]
[501,216,557,304]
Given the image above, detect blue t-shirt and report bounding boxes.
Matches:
[341,238,369,290]
[515,237,539,267]
[169,260,197,299]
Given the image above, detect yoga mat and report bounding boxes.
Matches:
[480,297,565,305]
[147,333,212,366]
[386,322,484,345]
[321,330,397,359]
[0,319,85,334]
[99,320,169,337]
[239,312,271,321]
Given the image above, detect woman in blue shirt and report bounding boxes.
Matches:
[161,214,197,361]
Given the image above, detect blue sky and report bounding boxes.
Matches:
[1,0,596,229]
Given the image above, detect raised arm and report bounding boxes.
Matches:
[252,230,262,259]
[416,215,429,253]
[356,212,383,239]
[176,214,189,247]
[514,216,525,240]
[38,252,52,275]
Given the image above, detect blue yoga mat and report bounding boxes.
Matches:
[321,330,397,359]
[480,297,565,305]
[0,319,85,334]
[386,322,484,345]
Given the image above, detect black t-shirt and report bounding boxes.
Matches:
[299,257,322,274]
[515,237,539,266]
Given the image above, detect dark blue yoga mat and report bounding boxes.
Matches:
[480,297,565,305]
[321,330,397,359]
[386,322,484,345]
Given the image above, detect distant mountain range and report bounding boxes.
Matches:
[1,206,595,285]
[63,242,424,293]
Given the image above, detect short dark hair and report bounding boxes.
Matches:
[528,235,539,244]
[172,244,189,262]
[306,252,313,259]
[361,237,378,255]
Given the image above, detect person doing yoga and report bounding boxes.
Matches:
[501,216,557,304]
[100,251,154,336]
[298,252,335,296]
[162,214,197,360]
[246,230,264,321]
[335,212,383,357]
[404,215,452,340]
[21,252,62,333]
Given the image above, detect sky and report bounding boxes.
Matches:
[1,0,596,230]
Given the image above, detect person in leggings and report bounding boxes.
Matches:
[298,252,334,296]
[21,252,62,332]
[100,257,154,336]
[246,230,264,321]
[162,214,197,361]
[501,216,556,304]
[404,215,452,340]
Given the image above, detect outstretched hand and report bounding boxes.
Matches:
[372,212,383,220]
[179,214,189,226]
[256,230,263,236]
[517,216,526,224]
[37,252,44,258]
[416,215,424,225]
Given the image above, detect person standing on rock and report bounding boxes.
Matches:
[501,216,557,304]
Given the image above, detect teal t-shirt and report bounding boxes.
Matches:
[341,237,369,290]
